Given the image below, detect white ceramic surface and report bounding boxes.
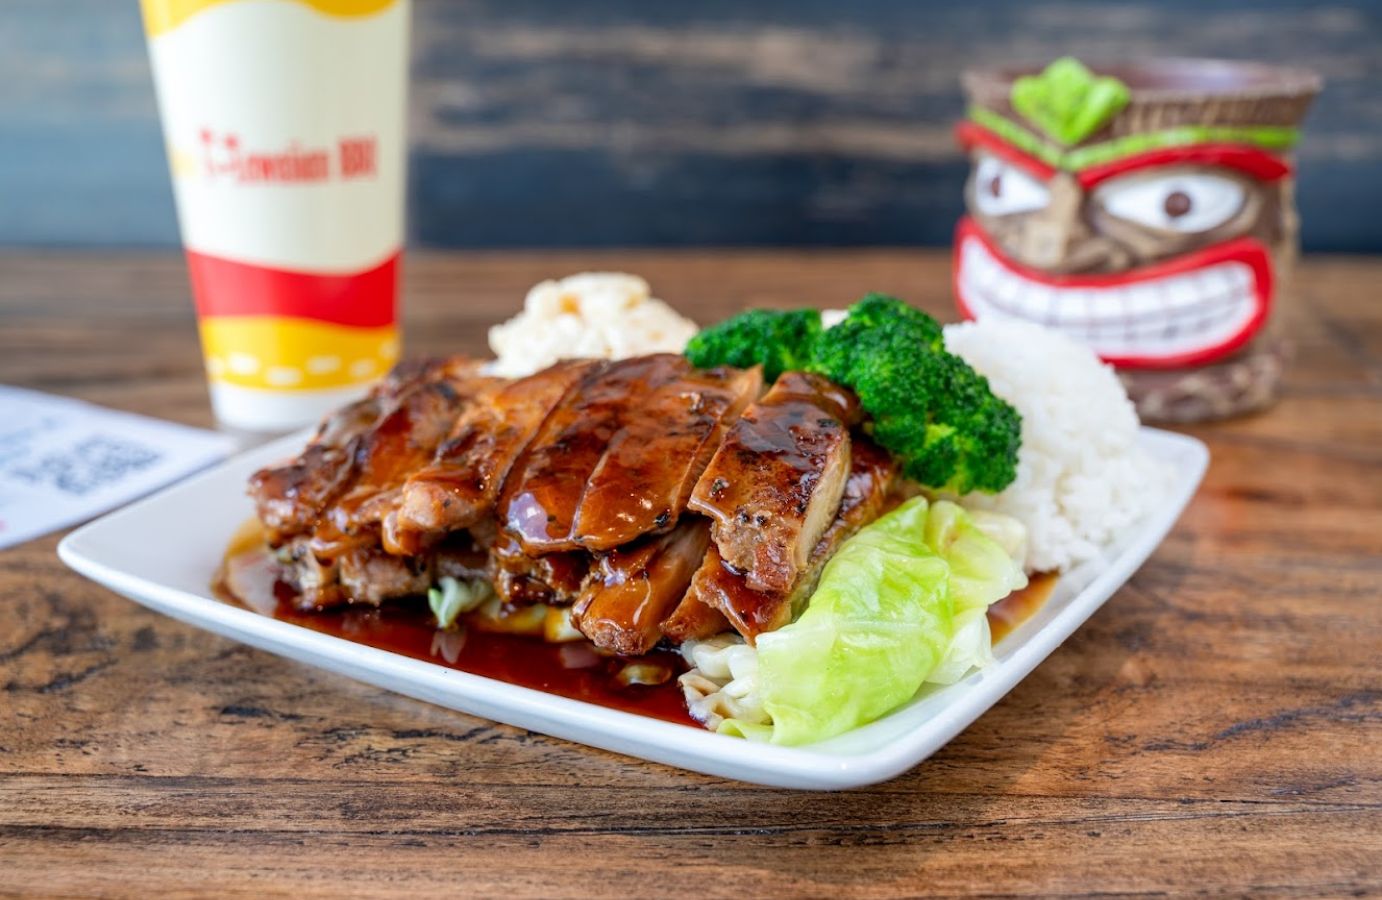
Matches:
[58,428,1207,790]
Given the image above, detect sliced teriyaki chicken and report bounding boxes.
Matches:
[276,531,491,612]
[395,359,601,544]
[488,533,590,606]
[248,359,452,543]
[806,435,899,565]
[273,534,344,611]
[675,433,896,643]
[254,357,497,608]
[688,371,862,596]
[571,364,762,550]
[498,354,693,554]
[336,545,434,607]
[657,590,729,645]
[314,360,501,556]
[251,352,906,641]
[433,533,492,583]
[572,519,711,655]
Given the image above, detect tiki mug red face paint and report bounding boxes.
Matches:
[954,58,1320,421]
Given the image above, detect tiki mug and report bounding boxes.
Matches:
[954,58,1320,421]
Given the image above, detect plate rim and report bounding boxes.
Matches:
[57,427,1208,790]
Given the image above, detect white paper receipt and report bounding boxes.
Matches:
[0,386,236,549]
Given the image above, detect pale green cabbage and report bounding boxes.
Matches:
[427,576,492,629]
[923,502,1030,688]
[722,497,1026,745]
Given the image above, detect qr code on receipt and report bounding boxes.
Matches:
[9,436,163,497]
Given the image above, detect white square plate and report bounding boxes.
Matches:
[59,428,1207,790]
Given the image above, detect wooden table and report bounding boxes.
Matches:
[2,251,1378,896]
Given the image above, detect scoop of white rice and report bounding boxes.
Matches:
[487,272,698,377]
[943,319,1170,573]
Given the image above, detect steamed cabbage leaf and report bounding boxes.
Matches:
[724,497,1026,745]
[923,502,1028,686]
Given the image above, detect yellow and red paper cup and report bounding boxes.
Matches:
[141,0,410,430]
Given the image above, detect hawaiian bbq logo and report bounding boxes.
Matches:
[196,128,377,183]
[954,58,1301,369]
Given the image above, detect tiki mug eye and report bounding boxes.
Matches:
[1095,172,1246,233]
[972,154,1051,216]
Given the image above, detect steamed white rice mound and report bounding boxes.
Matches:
[488,272,698,377]
[943,318,1169,573]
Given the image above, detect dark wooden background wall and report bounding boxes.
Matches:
[3,0,1379,250]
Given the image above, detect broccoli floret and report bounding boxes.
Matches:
[685,295,1021,494]
[809,295,1021,494]
[833,292,945,349]
[684,308,822,382]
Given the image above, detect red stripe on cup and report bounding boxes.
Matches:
[186,249,399,328]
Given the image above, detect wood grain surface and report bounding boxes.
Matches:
[0,250,1379,897]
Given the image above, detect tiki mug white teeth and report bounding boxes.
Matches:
[954,58,1320,422]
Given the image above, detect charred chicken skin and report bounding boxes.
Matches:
[248,355,904,654]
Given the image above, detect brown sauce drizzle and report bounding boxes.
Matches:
[988,572,1060,643]
[214,522,694,726]
[215,519,1058,728]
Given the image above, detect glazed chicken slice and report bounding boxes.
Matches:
[658,589,730,644]
[315,361,501,555]
[498,354,690,554]
[488,533,590,606]
[336,545,434,607]
[678,546,775,641]
[274,534,344,610]
[572,519,711,655]
[275,531,491,612]
[676,434,896,643]
[688,372,862,595]
[247,360,451,542]
[433,533,492,583]
[571,365,763,550]
[807,435,898,564]
[396,359,600,543]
